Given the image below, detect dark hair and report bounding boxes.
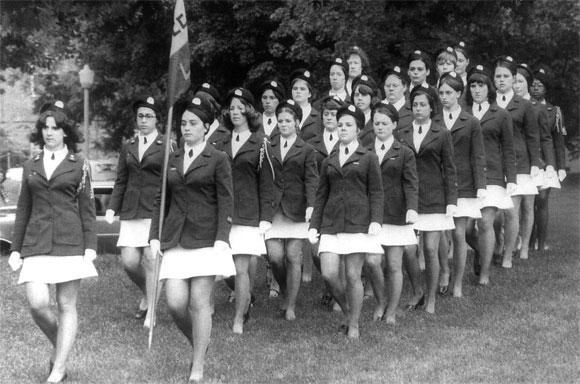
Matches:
[465,72,497,106]
[410,86,437,118]
[276,106,301,125]
[321,97,344,112]
[351,83,381,106]
[517,66,533,90]
[492,56,517,76]
[31,109,83,152]
[454,42,470,60]
[194,91,221,120]
[435,49,458,68]
[347,46,371,75]
[223,96,262,133]
[438,72,464,94]
[290,77,315,102]
[406,51,432,71]
[373,102,399,124]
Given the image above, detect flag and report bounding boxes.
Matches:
[167,0,190,108]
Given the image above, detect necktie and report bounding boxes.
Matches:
[268,118,272,125]
[449,113,453,120]
[345,147,349,155]
[418,126,423,134]
[284,141,288,148]
[502,95,506,102]
[143,137,147,144]
[479,104,482,111]
[381,144,385,150]
[51,153,55,160]
[236,134,240,142]
[189,149,193,158]
[329,134,333,141]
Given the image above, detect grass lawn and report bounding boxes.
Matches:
[1,174,578,384]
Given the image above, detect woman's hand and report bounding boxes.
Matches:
[104,209,116,224]
[214,240,229,253]
[558,169,567,182]
[405,209,418,224]
[368,222,381,235]
[83,249,97,262]
[530,166,540,178]
[545,166,557,180]
[506,183,517,195]
[8,251,22,271]
[445,204,457,217]
[476,189,488,199]
[308,229,319,245]
[305,207,314,223]
[259,221,272,235]
[149,240,161,259]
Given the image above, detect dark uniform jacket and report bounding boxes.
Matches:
[397,122,458,214]
[503,95,540,174]
[149,145,233,251]
[529,99,556,169]
[541,101,567,171]
[11,151,97,257]
[358,119,375,147]
[433,110,486,198]
[310,144,383,234]
[300,108,322,142]
[367,140,418,225]
[108,133,170,220]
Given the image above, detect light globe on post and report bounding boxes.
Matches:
[79,64,95,157]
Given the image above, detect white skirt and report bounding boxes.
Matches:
[480,185,514,209]
[117,219,151,247]
[159,245,236,280]
[377,224,417,246]
[229,225,266,255]
[413,213,455,231]
[318,233,383,255]
[19,255,98,284]
[264,212,308,240]
[537,169,561,190]
[512,174,539,196]
[453,198,482,218]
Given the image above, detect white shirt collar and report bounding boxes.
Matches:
[497,89,514,108]
[329,89,347,101]
[281,134,297,149]
[139,130,158,144]
[392,97,406,111]
[207,119,220,137]
[375,136,394,153]
[472,101,490,120]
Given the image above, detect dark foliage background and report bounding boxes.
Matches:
[1,0,578,152]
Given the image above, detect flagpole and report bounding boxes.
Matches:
[148,105,173,349]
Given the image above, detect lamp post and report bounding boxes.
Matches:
[79,64,95,157]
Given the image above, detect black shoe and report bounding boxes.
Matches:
[243,307,251,324]
[134,308,147,320]
[405,294,425,312]
[492,253,502,266]
[321,294,332,306]
[337,324,349,335]
[437,285,449,295]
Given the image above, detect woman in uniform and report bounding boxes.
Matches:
[290,68,321,141]
[9,101,98,383]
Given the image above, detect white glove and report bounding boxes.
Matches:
[558,169,567,182]
[405,209,418,224]
[476,189,488,199]
[308,228,319,245]
[445,204,457,217]
[83,249,97,262]
[530,166,540,178]
[506,183,517,196]
[214,240,229,253]
[8,251,22,271]
[545,166,556,179]
[105,209,116,224]
[305,207,314,223]
[368,222,381,235]
[259,221,272,235]
[149,239,161,259]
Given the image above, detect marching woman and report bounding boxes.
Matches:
[382,66,413,130]
[216,87,270,334]
[367,102,419,324]
[290,68,321,141]
[407,50,441,113]
[396,84,457,314]
[9,101,98,383]
[314,57,349,109]
[434,47,458,85]
[261,99,319,321]
[309,104,384,339]
[530,68,568,251]
[454,41,471,86]
[149,97,235,383]
[260,80,285,138]
[194,83,229,147]
[513,64,557,259]
[464,65,517,285]
[105,96,168,328]
[352,74,381,147]
[434,72,486,297]
[346,45,371,97]
[493,56,540,268]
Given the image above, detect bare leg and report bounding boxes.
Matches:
[119,247,147,312]
[518,195,536,260]
[503,196,522,268]
[284,239,304,320]
[402,243,424,306]
[266,239,288,310]
[423,231,441,313]
[437,230,451,293]
[477,207,497,285]
[535,188,551,251]
[232,254,251,334]
[493,210,505,258]
[451,217,468,297]
[301,241,313,283]
[344,252,366,339]
[320,252,348,321]
[364,253,386,320]
[383,246,403,324]
[165,279,193,345]
[188,276,215,382]
[26,282,58,352]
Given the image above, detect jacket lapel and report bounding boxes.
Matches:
[235,132,260,158]
[50,151,78,180]
[418,123,440,153]
[128,137,140,162]
[342,144,364,168]
[397,126,416,153]
[31,153,48,180]
[480,104,498,125]
[185,145,210,176]
[270,140,283,166]
[283,137,305,163]
[382,140,401,164]
[141,133,163,160]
